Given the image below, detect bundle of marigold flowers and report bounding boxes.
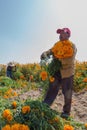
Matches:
[51,40,73,59]
[40,40,74,81]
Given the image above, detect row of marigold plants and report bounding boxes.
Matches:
[0,60,87,92]
[1,100,87,130]
[0,61,87,129]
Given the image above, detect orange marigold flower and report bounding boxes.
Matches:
[40,71,48,81]
[13,91,18,96]
[83,78,87,82]
[10,123,30,130]
[49,76,55,82]
[11,123,20,130]
[2,125,11,130]
[53,117,59,122]
[19,124,30,130]
[49,117,59,124]
[29,75,33,80]
[12,101,17,108]
[85,123,87,128]
[7,114,13,122]
[3,109,11,118]
[22,106,31,114]
[3,95,8,99]
[2,109,13,122]
[64,124,74,130]
[20,75,25,79]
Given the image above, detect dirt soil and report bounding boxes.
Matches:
[17,88,87,123]
[50,89,87,123]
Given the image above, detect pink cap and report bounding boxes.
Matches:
[56,28,71,36]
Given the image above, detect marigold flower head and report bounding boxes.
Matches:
[64,124,74,130]
[2,125,11,130]
[3,95,8,99]
[13,91,18,96]
[83,78,87,82]
[53,117,59,122]
[49,76,55,82]
[22,105,31,114]
[29,75,33,80]
[11,123,20,130]
[20,75,25,79]
[3,109,11,118]
[49,117,59,124]
[12,101,17,108]
[19,124,30,130]
[3,124,29,130]
[85,123,87,128]
[7,114,13,122]
[3,109,13,122]
[40,71,48,81]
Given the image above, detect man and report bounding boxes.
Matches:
[6,62,16,79]
[40,27,77,119]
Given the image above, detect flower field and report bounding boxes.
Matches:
[0,61,87,130]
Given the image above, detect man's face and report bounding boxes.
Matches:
[59,31,69,41]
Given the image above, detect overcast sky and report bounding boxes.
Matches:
[0,0,87,64]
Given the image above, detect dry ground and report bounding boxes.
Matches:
[17,88,87,123]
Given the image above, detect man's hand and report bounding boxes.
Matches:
[40,49,52,60]
[40,52,47,60]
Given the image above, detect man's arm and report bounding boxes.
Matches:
[40,49,52,60]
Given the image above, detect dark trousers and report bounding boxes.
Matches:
[43,75,74,115]
[6,70,12,78]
